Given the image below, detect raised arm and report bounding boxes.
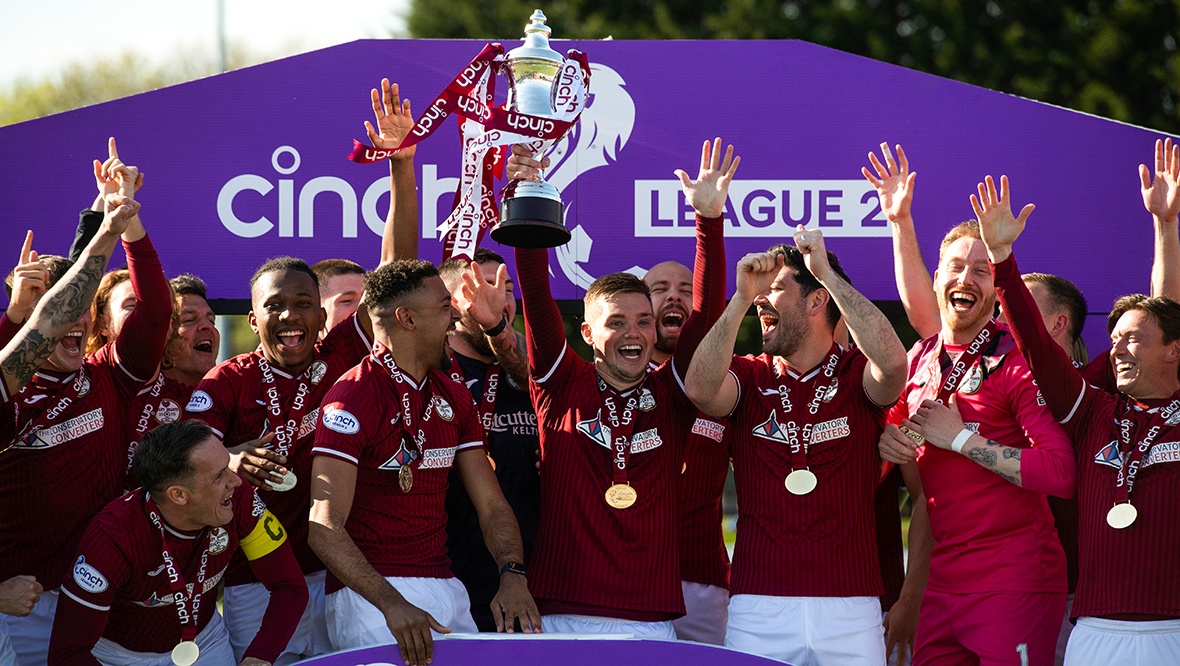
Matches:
[685,252,782,418]
[70,140,143,263]
[793,227,907,406]
[455,261,528,386]
[371,79,419,266]
[864,143,940,338]
[1140,137,1180,300]
[1,194,138,396]
[670,137,736,379]
[975,174,1086,420]
[3,231,49,329]
[455,448,540,633]
[308,455,448,666]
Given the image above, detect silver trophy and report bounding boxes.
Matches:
[490,10,576,248]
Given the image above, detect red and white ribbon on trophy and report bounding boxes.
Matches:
[348,44,590,261]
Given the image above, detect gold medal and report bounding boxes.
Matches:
[899,426,925,446]
[605,483,637,509]
[171,640,200,666]
[1106,502,1137,529]
[268,470,297,492]
[785,469,818,495]
[399,466,414,493]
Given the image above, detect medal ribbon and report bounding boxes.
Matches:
[1112,396,1180,505]
[933,320,998,405]
[145,496,209,642]
[13,366,91,447]
[373,344,434,462]
[448,353,500,433]
[135,373,168,437]
[256,356,315,460]
[346,44,591,262]
[772,344,842,471]
[596,377,644,486]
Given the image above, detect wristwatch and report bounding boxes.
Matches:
[499,561,527,577]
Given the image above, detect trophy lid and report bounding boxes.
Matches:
[506,9,563,63]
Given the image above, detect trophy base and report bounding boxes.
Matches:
[492,196,570,248]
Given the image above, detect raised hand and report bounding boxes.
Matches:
[793,226,831,281]
[6,231,49,324]
[458,262,509,330]
[506,143,549,182]
[367,79,416,159]
[862,143,915,223]
[101,193,141,237]
[95,137,143,197]
[1140,137,1180,225]
[970,175,1034,263]
[675,137,740,219]
[734,252,783,303]
[383,599,451,666]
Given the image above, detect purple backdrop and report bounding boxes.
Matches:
[300,637,785,666]
[0,39,1166,353]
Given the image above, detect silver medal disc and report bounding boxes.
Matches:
[1106,503,1137,530]
[171,640,200,666]
[269,470,297,492]
[785,469,818,496]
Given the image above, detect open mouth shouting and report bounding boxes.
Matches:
[192,337,216,355]
[618,343,645,361]
[658,307,686,337]
[59,329,85,357]
[758,308,780,341]
[274,328,307,353]
[948,289,978,314]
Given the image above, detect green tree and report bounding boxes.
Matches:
[405,0,1180,134]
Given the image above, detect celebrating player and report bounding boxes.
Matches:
[310,260,539,664]
[0,149,171,665]
[685,227,908,664]
[48,420,307,666]
[506,138,733,636]
[980,160,1180,664]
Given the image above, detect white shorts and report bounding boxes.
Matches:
[542,614,676,639]
[0,616,15,666]
[673,581,728,645]
[1064,616,1180,666]
[224,570,330,665]
[91,611,235,666]
[726,594,886,666]
[7,587,56,666]
[325,576,477,650]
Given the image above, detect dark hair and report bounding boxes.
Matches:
[766,243,851,328]
[363,259,440,315]
[134,421,214,496]
[171,273,208,299]
[1023,272,1088,362]
[438,249,507,289]
[5,254,71,299]
[249,257,319,295]
[310,259,365,292]
[1121,296,1180,344]
[938,220,982,258]
[1109,294,1148,335]
[585,271,650,306]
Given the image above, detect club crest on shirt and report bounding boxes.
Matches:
[186,390,213,413]
[576,411,612,449]
[433,396,454,422]
[1093,440,1123,469]
[155,399,181,424]
[208,527,229,554]
[821,382,838,403]
[308,361,327,385]
[958,366,983,395]
[638,388,656,411]
[73,556,107,593]
[752,412,791,444]
[73,374,91,397]
[378,441,419,471]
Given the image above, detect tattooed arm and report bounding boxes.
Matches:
[0,194,139,396]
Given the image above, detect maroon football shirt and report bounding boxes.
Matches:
[312,350,484,594]
[184,314,370,583]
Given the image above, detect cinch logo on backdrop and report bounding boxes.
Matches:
[214,63,887,286]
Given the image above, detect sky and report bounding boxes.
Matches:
[0,0,409,87]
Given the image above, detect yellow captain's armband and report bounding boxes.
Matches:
[240,509,287,561]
